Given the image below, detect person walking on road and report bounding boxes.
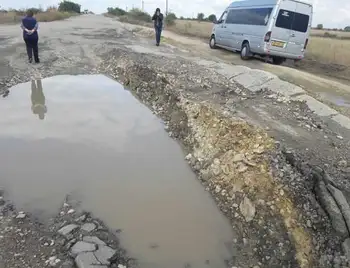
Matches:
[21,10,40,63]
[152,8,164,46]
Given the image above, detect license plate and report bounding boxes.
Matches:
[271,41,285,48]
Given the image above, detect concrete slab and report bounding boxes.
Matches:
[58,224,79,237]
[251,78,305,96]
[94,246,116,265]
[81,223,96,233]
[195,58,218,67]
[292,95,338,117]
[83,236,106,246]
[75,252,106,268]
[233,69,277,92]
[331,114,350,130]
[212,63,251,79]
[70,241,96,257]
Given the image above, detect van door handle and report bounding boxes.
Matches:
[223,26,227,28]
[290,33,295,37]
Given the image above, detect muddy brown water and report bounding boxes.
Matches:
[0,74,235,267]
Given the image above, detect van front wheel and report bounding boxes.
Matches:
[209,36,217,49]
[240,43,252,60]
[272,56,285,65]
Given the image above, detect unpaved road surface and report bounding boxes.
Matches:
[1,14,350,268]
[157,29,350,118]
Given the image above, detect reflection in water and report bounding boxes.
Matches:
[1,89,9,98]
[0,74,235,268]
[31,80,47,120]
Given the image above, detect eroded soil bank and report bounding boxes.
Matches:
[98,48,350,268]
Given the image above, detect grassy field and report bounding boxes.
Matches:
[0,11,76,24]
[168,20,350,66]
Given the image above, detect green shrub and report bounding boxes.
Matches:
[107,7,127,16]
[165,12,176,26]
[324,32,337,38]
[58,1,81,13]
[128,8,151,22]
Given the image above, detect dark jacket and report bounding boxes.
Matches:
[21,16,38,39]
[152,13,163,28]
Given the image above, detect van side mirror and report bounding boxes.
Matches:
[216,19,222,24]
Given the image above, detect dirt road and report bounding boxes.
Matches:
[1,15,350,268]
[156,29,350,117]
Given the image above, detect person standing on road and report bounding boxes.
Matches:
[152,8,164,46]
[21,10,40,63]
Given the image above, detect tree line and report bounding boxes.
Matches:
[0,1,82,14]
[107,7,218,25]
[316,24,350,32]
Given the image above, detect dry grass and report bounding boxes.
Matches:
[168,20,212,39]
[0,11,76,24]
[306,37,350,66]
[169,20,350,66]
[311,29,350,39]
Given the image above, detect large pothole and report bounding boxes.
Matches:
[0,74,237,268]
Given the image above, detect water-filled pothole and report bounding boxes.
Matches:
[0,74,235,268]
[318,92,350,108]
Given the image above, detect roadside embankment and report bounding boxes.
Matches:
[98,48,350,268]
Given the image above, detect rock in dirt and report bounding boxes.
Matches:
[75,252,107,268]
[70,241,97,257]
[239,196,256,222]
[60,259,74,268]
[327,184,350,232]
[94,245,116,265]
[0,196,5,206]
[83,236,106,245]
[81,223,96,233]
[58,224,79,237]
[67,209,75,214]
[233,154,244,163]
[46,256,61,266]
[342,238,350,260]
[16,212,26,219]
[315,180,348,238]
[338,160,348,168]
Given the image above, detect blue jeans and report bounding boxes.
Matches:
[155,25,162,44]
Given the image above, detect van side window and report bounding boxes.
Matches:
[276,9,309,33]
[226,8,273,25]
[219,11,228,22]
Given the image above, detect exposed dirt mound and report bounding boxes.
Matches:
[98,48,349,268]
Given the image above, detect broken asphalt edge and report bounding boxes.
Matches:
[99,49,350,268]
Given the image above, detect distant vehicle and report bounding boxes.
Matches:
[209,0,313,65]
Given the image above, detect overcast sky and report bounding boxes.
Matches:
[1,0,349,28]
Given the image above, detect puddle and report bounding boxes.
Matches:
[0,75,235,268]
[318,92,350,108]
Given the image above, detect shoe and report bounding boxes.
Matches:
[156,43,159,46]
[35,59,40,63]
[29,58,33,63]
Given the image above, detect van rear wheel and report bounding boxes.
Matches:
[209,36,217,49]
[272,56,285,65]
[240,43,252,60]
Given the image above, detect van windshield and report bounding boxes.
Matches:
[275,9,309,33]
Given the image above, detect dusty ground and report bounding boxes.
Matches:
[1,14,350,268]
[150,28,350,118]
[169,20,350,79]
